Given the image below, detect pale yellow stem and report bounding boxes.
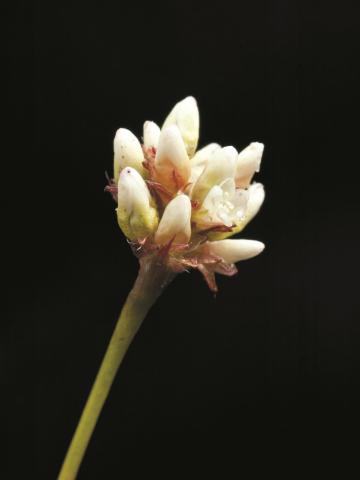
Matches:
[58,256,174,480]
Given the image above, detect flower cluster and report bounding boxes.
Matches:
[107,97,265,292]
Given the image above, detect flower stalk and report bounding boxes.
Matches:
[59,95,266,478]
[58,255,175,480]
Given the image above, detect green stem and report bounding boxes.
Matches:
[58,256,175,480]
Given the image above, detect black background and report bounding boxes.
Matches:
[4,0,360,478]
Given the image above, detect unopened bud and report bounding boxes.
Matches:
[162,96,199,157]
[155,194,192,245]
[208,239,265,263]
[154,126,191,194]
[116,167,158,241]
[113,128,145,182]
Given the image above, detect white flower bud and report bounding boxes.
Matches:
[117,167,158,241]
[162,96,199,157]
[235,142,264,188]
[143,121,161,151]
[208,239,265,263]
[191,143,221,166]
[155,194,192,245]
[154,126,191,193]
[113,128,145,182]
[191,146,237,203]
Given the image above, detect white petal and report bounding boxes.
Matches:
[113,128,145,182]
[192,143,221,166]
[188,143,221,185]
[219,177,236,196]
[235,142,264,188]
[143,121,161,151]
[162,96,200,157]
[245,183,265,222]
[191,146,237,203]
[155,194,192,245]
[208,239,265,263]
[202,185,224,215]
[220,178,248,219]
[213,182,265,239]
[155,125,191,192]
[188,164,205,186]
[200,178,248,228]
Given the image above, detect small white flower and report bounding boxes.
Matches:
[214,182,265,240]
[197,178,248,228]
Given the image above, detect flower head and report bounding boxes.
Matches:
[108,96,265,292]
